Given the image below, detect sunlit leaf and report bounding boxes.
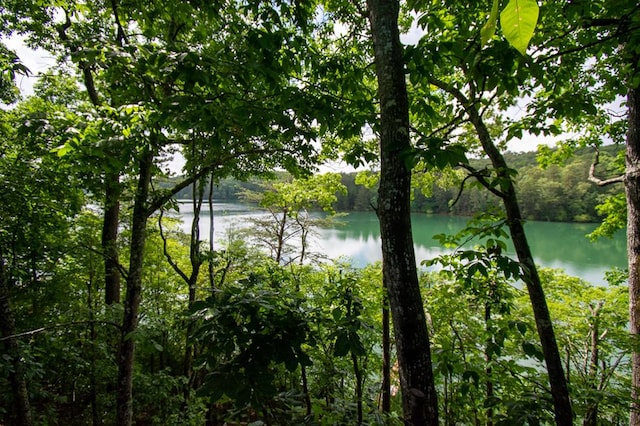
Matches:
[481,0,500,47]
[500,0,539,55]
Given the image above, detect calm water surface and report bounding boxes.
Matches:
[175,201,627,286]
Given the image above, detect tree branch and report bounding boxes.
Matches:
[588,148,624,186]
[78,241,129,279]
[145,146,305,216]
[56,9,101,106]
[459,163,508,199]
[450,172,476,207]
[110,0,129,47]
[536,23,640,64]
[0,320,122,341]
[158,210,191,284]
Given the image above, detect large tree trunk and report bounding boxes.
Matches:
[466,106,573,425]
[103,172,121,305]
[0,254,33,426]
[626,73,640,426]
[115,146,153,426]
[366,0,439,423]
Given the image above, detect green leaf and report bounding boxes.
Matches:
[350,333,366,356]
[283,347,299,372]
[52,143,72,157]
[481,0,500,46]
[332,307,343,321]
[500,0,539,56]
[522,341,544,361]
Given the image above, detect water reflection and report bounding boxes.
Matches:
[174,202,627,285]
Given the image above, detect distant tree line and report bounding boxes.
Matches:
[405,146,623,222]
[167,146,622,224]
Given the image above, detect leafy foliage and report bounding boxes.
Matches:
[191,268,312,410]
[0,0,634,424]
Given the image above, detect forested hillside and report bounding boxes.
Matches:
[170,145,623,223]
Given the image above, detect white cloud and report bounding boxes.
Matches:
[3,35,56,96]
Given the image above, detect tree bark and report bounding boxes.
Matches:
[184,179,204,398]
[103,172,121,305]
[59,10,123,307]
[115,146,153,426]
[366,0,439,423]
[626,65,640,426]
[485,297,494,426]
[352,351,364,424]
[0,253,33,426]
[465,105,573,425]
[583,301,603,426]
[381,273,391,413]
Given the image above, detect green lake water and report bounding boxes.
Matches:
[177,202,627,286]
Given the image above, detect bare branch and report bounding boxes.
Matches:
[56,10,101,106]
[588,148,624,186]
[0,320,122,341]
[158,209,190,284]
[450,172,476,207]
[145,146,306,216]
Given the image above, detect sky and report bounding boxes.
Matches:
[3,35,56,96]
[3,31,562,174]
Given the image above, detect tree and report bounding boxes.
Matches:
[2,1,348,423]
[504,2,640,421]
[401,0,598,421]
[0,93,85,426]
[239,173,346,265]
[0,42,28,104]
[366,0,439,423]
[538,269,630,425]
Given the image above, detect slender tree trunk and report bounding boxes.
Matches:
[103,172,121,305]
[301,364,312,416]
[115,146,153,426]
[583,302,603,426]
[60,17,122,307]
[275,209,288,264]
[184,180,204,398]
[381,274,391,413]
[352,351,364,424]
[485,300,494,426]
[0,254,33,426]
[366,0,439,423]
[508,203,573,425]
[208,173,216,289]
[87,253,100,426]
[626,74,640,426]
[466,106,573,425]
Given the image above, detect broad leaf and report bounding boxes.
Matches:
[481,0,500,47]
[500,0,539,55]
[522,341,544,361]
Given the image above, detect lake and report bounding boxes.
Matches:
[174,201,627,286]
